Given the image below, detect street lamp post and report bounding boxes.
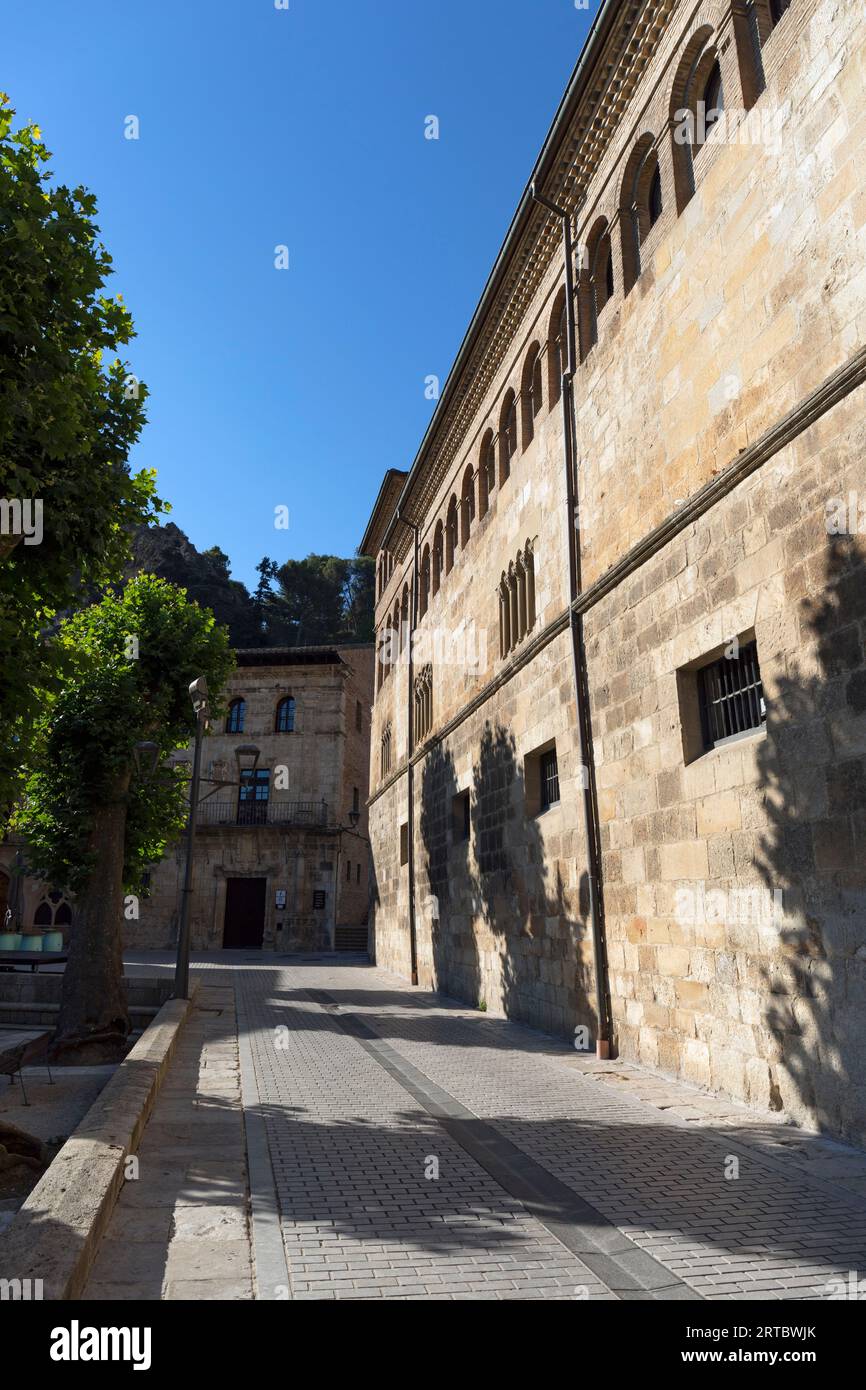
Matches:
[174,677,209,1000]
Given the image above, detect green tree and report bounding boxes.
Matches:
[0,96,160,805]
[266,554,375,645]
[14,576,233,1058]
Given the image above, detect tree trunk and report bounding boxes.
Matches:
[53,775,132,1062]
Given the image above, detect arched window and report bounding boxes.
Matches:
[400,584,409,653]
[34,902,53,926]
[392,598,401,665]
[54,902,73,927]
[499,390,517,484]
[226,698,245,734]
[547,288,567,408]
[620,136,661,294]
[380,723,392,778]
[432,521,444,595]
[669,31,725,212]
[701,61,724,142]
[578,218,614,356]
[499,541,536,658]
[275,696,295,733]
[420,545,431,617]
[445,496,458,574]
[460,466,475,548]
[521,343,543,448]
[478,430,496,518]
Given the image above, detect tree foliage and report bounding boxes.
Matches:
[130,524,375,648]
[14,575,234,895]
[0,96,161,804]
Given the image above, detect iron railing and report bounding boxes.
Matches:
[198,799,330,828]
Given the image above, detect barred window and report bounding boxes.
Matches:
[540,748,560,810]
[698,641,766,750]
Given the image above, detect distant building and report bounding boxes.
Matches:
[130,645,374,953]
[1,643,374,956]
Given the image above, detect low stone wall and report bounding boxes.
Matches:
[0,987,197,1300]
[0,973,175,1028]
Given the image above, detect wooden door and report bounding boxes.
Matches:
[222,877,267,949]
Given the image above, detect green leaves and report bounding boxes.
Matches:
[0,99,164,804]
[14,575,235,895]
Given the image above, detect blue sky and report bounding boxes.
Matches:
[6,1,591,590]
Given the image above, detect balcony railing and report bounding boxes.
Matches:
[198,799,330,828]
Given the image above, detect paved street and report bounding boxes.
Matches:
[86,955,866,1301]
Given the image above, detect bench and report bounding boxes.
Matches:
[0,951,69,975]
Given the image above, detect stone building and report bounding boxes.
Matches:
[128,645,374,953]
[2,643,374,955]
[361,0,866,1142]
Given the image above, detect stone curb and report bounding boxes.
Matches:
[0,984,199,1300]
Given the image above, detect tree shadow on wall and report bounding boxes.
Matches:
[755,537,866,1142]
[419,740,480,1011]
[420,720,596,1039]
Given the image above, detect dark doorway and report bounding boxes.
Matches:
[222,877,267,949]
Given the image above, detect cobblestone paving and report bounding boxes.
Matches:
[236,959,866,1302]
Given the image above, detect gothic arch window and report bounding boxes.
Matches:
[445,496,458,574]
[478,430,496,518]
[460,466,475,548]
[54,902,73,927]
[275,696,296,733]
[499,541,536,658]
[499,389,518,484]
[34,901,53,926]
[619,134,661,294]
[432,521,444,595]
[226,698,246,734]
[547,287,567,408]
[414,665,433,744]
[521,343,543,448]
[419,545,431,617]
[392,598,401,667]
[380,723,392,778]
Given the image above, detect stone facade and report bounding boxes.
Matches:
[362,0,866,1141]
[2,644,374,955]
[128,645,374,953]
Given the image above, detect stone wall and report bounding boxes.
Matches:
[364,0,866,1140]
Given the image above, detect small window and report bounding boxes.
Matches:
[452,790,471,843]
[540,749,560,810]
[275,696,295,732]
[226,698,245,734]
[353,786,360,815]
[648,165,663,227]
[356,863,361,885]
[698,640,766,751]
[356,700,363,732]
[34,902,53,926]
[54,901,73,925]
[238,768,270,824]
[313,890,326,910]
[347,859,352,882]
[400,823,409,866]
[701,61,724,141]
